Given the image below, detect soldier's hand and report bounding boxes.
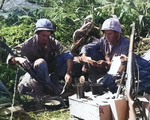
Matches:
[64,72,73,84]
[88,60,97,67]
[96,60,107,68]
[14,57,31,70]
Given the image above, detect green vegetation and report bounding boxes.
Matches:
[0,0,150,119]
[13,109,70,120]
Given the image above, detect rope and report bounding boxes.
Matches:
[10,67,19,120]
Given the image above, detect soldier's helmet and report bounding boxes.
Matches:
[101,18,121,33]
[34,18,54,33]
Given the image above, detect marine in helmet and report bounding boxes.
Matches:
[80,17,130,92]
[7,18,74,98]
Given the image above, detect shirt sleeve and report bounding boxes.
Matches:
[120,37,130,56]
[54,39,66,54]
[50,37,66,55]
[6,44,23,64]
[80,40,101,55]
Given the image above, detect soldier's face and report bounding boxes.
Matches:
[104,30,120,44]
[37,31,51,44]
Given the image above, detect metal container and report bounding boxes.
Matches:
[90,83,104,95]
[44,99,62,110]
[76,84,85,99]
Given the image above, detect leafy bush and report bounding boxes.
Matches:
[1,0,150,112]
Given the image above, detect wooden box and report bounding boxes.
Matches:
[69,92,127,120]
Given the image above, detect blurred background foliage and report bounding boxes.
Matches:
[1,0,150,110]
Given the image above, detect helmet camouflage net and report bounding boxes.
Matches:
[71,22,101,55]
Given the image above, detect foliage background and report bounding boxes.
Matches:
[1,0,150,119]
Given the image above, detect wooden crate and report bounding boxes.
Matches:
[69,92,127,120]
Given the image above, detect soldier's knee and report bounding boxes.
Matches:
[18,84,33,94]
[34,58,46,66]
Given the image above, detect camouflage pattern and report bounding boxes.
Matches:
[71,22,101,56]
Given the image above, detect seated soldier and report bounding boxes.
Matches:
[7,18,74,98]
[79,17,150,94]
[80,17,129,93]
[73,16,150,95]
